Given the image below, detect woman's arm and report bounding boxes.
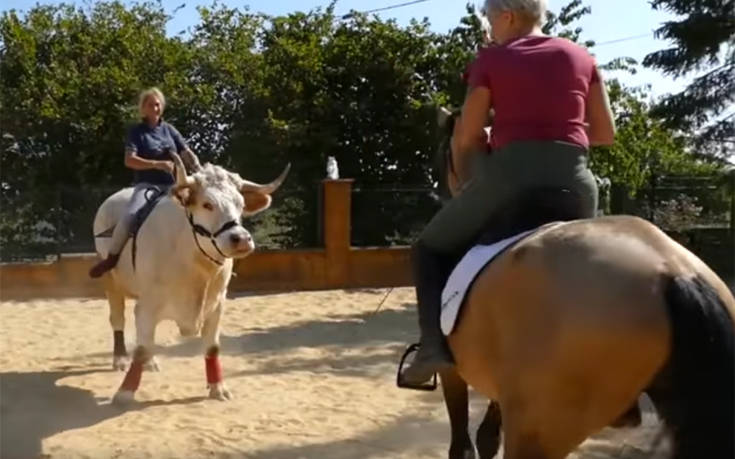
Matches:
[124,150,174,175]
[168,123,201,172]
[586,68,616,146]
[451,86,493,184]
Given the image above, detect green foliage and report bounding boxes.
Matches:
[0,0,729,258]
[590,80,722,194]
[542,0,595,47]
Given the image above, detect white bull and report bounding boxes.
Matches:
[92,152,289,403]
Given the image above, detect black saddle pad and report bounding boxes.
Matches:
[94,187,167,239]
[130,187,167,268]
[130,187,167,236]
[94,187,167,270]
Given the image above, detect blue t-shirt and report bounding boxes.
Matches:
[125,119,188,184]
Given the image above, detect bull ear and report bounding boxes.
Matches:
[242,191,272,217]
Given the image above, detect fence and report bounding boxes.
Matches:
[0,179,413,300]
[1,172,733,297]
[609,172,735,282]
[0,184,322,262]
[351,186,441,247]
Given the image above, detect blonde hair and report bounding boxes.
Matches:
[138,87,166,117]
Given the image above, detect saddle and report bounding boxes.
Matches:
[94,187,168,269]
[397,186,587,390]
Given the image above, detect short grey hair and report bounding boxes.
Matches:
[484,0,547,25]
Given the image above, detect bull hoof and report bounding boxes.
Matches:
[112,389,136,405]
[143,357,160,372]
[112,355,130,371]
[208,383,233,401]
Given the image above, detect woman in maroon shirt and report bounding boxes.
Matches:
[400,0,616,386]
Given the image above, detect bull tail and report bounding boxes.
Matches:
[647,275,734,459]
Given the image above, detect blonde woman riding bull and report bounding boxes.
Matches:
[400,0,617,385]
[89,87,201,278]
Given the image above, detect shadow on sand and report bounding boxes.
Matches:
[81,303,419,364]
[239,412,454,459]
[0,368,205,459]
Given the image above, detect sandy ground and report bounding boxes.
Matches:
[1,288,671,459]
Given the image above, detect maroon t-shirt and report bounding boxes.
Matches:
[466,36,599,150]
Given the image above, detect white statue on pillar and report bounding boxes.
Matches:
[326,156,339,180]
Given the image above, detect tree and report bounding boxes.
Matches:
[0,0,728,258]
[642,0,735,156]
[0,1,218,257]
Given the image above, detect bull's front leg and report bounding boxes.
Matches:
[202,302,232,401]
[112,304,157,404]
[104,276,129,371]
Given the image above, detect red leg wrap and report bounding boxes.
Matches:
[205,355,223,385]
[120,360,143,392]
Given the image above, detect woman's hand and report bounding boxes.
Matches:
[156,160,175,175]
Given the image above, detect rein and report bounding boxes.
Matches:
[186,212,239,266]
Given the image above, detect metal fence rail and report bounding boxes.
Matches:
[2,174,733,275]
[0,185,320,262]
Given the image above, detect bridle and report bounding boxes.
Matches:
[171,158,241,267]
[185,212,240,266]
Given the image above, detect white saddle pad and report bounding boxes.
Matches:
[440,229,536,336]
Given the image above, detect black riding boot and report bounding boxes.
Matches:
[400,241,455,385]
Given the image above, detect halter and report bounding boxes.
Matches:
[186,212,240,266]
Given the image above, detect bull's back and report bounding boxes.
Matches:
[93,188,134,257]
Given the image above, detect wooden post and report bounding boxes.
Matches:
[322,179,354,286]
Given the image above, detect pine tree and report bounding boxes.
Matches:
[642,0,735,156]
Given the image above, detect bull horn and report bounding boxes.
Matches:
[239,163,291,195]
[186,150,203,173]
[170,151,195,187]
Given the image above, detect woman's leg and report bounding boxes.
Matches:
[400,142,598,386]
[401,160,513,385]
[89,184,159,278]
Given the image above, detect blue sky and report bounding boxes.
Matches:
[4,0,694,98]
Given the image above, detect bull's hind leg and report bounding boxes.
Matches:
[113,303,157,404]
[201,301,231,401]
[104,276,129,371]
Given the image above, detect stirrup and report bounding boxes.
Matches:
[396,343,438,391]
